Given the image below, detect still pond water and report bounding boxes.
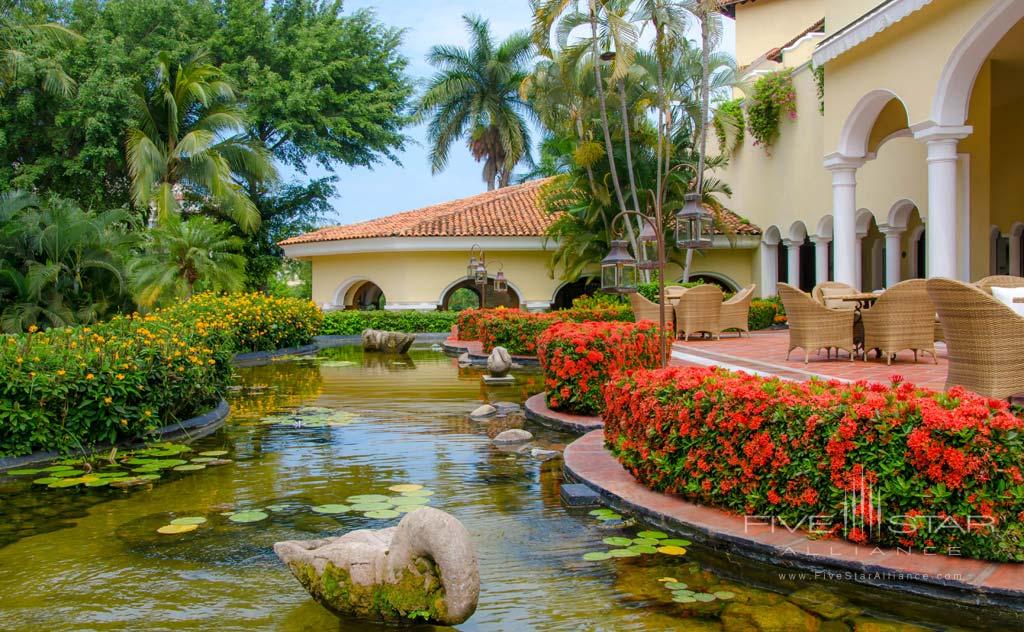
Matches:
[0,345,1008,630]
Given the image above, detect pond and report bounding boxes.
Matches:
[0,344,1005,630]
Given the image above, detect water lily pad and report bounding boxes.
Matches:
[657,545,687,556]
[395,505,421,514]
[713,591,736,600]
[582,551,612,561]
[137,474,161,481]
[588,508,616,516]
[602,537,633,547]
[350,502,393,512]
[672,590,695,598]
[390,496,429,506]
[388,484,423,493]
[48,478,84,488]
[33,477,60,485]
[657,577,678,583]
[157,524,198,535]
[607,548,640,558]
[228,511,268,523]
[206,459,233,466]
[190,457,216,463]
[49,469,85,478]
[133,466,163,473]
[124,458,155,465]
[265,504,295,512]
[97,471,129,478]
[85,479,110,487]
[198,450,229,457]
[631,537,660,546]
[636,530,668,539]
[693,593,716,602]
[628,544,659,554]
[170,516,207,526]
[39,465,76,472]
[346,494,390,504]
[673,595,697,604]
[659,538,692,547]
[311,504,351,514]
[594,513,622,521]
[173,464,206,472]
[151,459,188,469]
[6,468,41,476]
[665,582,689,590]
[401,489,434,497]
[363,509,400,519]
[110,477,149,488]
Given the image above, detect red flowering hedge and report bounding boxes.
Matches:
[466,306,633,355]
[603,366,1024,562]
[537,321,667,416]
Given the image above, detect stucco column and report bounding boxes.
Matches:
[759,242,779,297]
[812,236,830,285]
[783,239,800,288]
[913,125,972,280]
[881,226,903,288]
[824,155,864,288]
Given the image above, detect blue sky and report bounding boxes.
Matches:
[289,1,735,227]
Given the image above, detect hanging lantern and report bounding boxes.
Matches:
[675,193,714,249]
[467,255,480,280]
[637,217,660,270]
[600,239,639,294]
[474,263,488,286]
[493,267,508,294]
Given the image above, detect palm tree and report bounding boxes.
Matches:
[415,15,534,190]
[126,50,276,233]
[0,192,134,332]
[129,215,246,308]
[0,0,81,98]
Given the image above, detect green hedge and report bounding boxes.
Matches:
[320,310,459,336]
[0,293,320,457]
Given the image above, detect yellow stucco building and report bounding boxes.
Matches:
[284,0,1024,308]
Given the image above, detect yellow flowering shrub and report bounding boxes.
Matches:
[0,293,321,457]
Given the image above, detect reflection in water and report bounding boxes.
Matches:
[0,345,1006,630]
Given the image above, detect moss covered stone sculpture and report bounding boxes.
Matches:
[273,507,479,625]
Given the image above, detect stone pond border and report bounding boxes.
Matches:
[524,393,603,435]
[442,338,541,367]
[564,429,1024,615]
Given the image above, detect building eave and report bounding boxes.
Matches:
[813,0,934,67]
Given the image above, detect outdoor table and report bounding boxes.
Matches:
[837,293,880,357]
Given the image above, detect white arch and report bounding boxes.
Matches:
[331,275,384,307]
[437,275,525,308]
[855,209,877,235]
[762,225,782,246]
[933,0,1024,127]
[837,89,909,158]
[685,271,741,292]
[887,199,919,230]
[788,220,808,243]
[814,214,834,240]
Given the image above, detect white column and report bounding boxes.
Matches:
[881,226,904,288]
[824,155,864,288]
[813,236,831,284]
[759,242,779,297]
[784,239,800,288]
[854,233,865,290]
[913,125,972,280]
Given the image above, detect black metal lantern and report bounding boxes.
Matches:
[600,239,639,294]
[473,263,488,286]
[493,266,508,294]
[637,218,660,270]
[675,193,714,249]
[467,255,480,280]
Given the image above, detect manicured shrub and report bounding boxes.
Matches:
[603,366,1024,562]
[0,293,320,457]
[537,321,667,416]
[748,299,781,330]
[476,306,634,355]
[322,310,458,336]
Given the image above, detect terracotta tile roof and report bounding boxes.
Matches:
[718,0,759,18]
[765,19,826,63]
[280,177,760,246]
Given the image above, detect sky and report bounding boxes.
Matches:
[289,1,736,227]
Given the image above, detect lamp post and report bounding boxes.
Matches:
[466,244,508,308]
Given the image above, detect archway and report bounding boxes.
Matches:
[908,224,927,279]
[551,277,600,310]
[333,278,387,310]
[440,278,521,310]
[837,90,911,159]
[814,215,835,284]
[687,273,739,293]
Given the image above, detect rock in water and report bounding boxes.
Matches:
[362,329,415,354]
[493,429,533,445]
[469,404,497,419]
[486,346,512,377]
[530,448,562,462]
[274,507,479,625]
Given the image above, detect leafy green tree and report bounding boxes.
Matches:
[126,50,276,233]
[0,191,134,332]
[415,14,534,190]
[129,215,245,308]
[0,0,81,98]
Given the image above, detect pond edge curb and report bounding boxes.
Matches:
[524,393,603,435]
[563,429,1024,616]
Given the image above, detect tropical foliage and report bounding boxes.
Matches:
[415,14,534,190]
[746,70,797,151]
[321,310,460,336]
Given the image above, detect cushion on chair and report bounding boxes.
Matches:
[820,286,855,310]
[991,286,1024,318]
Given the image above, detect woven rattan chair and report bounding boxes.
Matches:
[860,279,937,365]
[674,284,723,341]
[777,283,855,363]
[628,292,674,329]
[927,278,1024,400]
[975,275,1024,295]
[812,281,856,309]
[720,284,756,337]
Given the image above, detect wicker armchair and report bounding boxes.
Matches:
[975,275,1024,295]
[860,279,937,365]
[777,283,855,363]
[812,281,857,309]
[628,292,674,329]
[720,284,756,337]
[927,278,1024,400]
[674,285,723,341]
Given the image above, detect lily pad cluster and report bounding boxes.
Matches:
[588,508,623,522]
[657,577,735,604]
[259,406,359,428]
[5,443,232,491]
[582,524,692,561]
[308,484,434,520]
